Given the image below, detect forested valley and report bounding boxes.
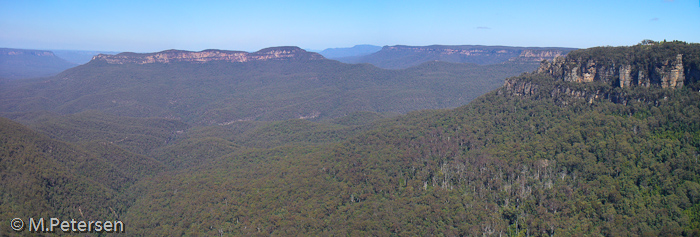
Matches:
[1,41,700,236]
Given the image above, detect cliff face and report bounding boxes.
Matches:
[502,75,627,105]
[537,46,695,89]
[92,47,324,64]
[508,49,568,63]
[501,41,700,107]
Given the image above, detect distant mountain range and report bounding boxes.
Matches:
[336,45,577,69]
[1,44,573,80]
[318,44,382,59]
[92,46,322,64]
[0,48,119,80]
[52,49,120,64]
[0,48,77,80]
[0,46,536,125]
[3,41,700,235]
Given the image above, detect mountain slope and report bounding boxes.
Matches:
[0,47,535,124]
[4,41,699,236]
[12,111,190,155]
[116,42,700,236]
[0,117,144,234]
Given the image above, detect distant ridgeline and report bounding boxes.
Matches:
[91,46,324,64]
[1,46,536,124]
[0,48,77,79]
[503,41,700,103]
[337,45,577,69]
[3,41,700,236]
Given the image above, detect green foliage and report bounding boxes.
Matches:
[328,111,392,126]
[0,117,132,234]
[107,76,700,235]
[13,111,189,155]
[149,137,239,170]
[234,119,358,148]
[3,42,700,236]
[0,58,536,124]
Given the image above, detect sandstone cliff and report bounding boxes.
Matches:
[537,42,699,89]
[508,49,568,63]
[91,46,324,64]
[501,75,637,105]
[501,41,700,106]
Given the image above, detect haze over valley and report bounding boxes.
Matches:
[1,0,699,236]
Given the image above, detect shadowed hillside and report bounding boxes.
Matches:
[3,41,699,236]
[0,48,77,80]
[0,47,535,124]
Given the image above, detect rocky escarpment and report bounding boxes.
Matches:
[501,75,651,106]
[501,41,700,106]
[91,46,324,64]
[538,54,685,89]
[508,49,568,63]
[536,42,700,89]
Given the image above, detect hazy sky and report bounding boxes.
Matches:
[1,0,698,52]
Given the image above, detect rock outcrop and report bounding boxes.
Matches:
[660,54,685,88]
[92,46,324,64]
[508,49,568,63]
[502,41,700,106]
[502,77,538,96]
[501,74,669,106]
[538,51,688,89]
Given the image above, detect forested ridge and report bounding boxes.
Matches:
[1,42,700,236]
[119,73,700,236]
[0,54,535,124]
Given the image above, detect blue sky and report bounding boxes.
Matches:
[1,0,698,52]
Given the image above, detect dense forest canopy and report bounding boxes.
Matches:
[0,55,536,125]
[1,41,700,236]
